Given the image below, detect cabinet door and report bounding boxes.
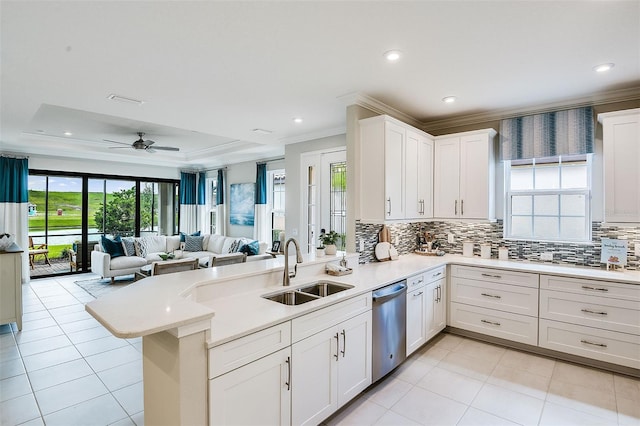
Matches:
[433,279,447,336]
[406,284,427,355]
[291,327,338,426]
[336,311,372,407]
[434,137,460,218]
[459,133,490,219]
[602,111,640,222]
[425,281,439,340]
[384,121,405,220]
[209,347,291,426]
[406,131,434,219]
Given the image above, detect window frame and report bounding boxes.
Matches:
[504,155,593,243]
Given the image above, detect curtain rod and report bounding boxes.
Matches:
[257,156,285,165]
[1,153,29,159]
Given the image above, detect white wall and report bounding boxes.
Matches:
[284,134,346,244]
[28,154,180,180]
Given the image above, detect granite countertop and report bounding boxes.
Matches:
[86,252,640,344]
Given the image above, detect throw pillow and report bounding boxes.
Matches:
[228,239,241,253]
[184,235,204,252]
[138,236,166,257]
[101,235,125,258]
[239,240,260,256]
[180,231,201,242]
[121,237,136,257]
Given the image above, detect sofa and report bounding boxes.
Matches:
[91,234,270,282]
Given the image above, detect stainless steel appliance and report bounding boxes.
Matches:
[371,280,407,382]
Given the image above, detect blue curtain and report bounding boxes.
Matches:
[180,172,197,205]
[255,163,267,205]
[216,169,225,205]
[197,171,206,206]
[0,157,29,203]
[500,106,594,160]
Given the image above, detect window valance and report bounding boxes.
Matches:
[500,106,594,161]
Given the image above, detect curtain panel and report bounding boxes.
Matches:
[215,169,227,236]
[179,172,197,234]
[197,171,207,234]
[0,156,30,282]
[253,163,270,243]
[500,106,594,161]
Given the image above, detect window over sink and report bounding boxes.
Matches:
[505,154,592,243]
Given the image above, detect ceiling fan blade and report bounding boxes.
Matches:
[103,139,131,146]
[108,146,133,149]
[152,146,180,151]
[143,140,155,146]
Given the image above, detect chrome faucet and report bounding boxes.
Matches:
[283,238,303,286]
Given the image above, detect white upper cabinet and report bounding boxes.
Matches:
[598,108,640,223]
[359,115,434,222]
[433,129,496,220]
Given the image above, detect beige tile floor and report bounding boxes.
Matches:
[2,274,639,426]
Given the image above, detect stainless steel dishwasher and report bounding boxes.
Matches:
[372,280,407,382]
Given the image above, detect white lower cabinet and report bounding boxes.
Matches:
[406,267,446,356]
[291,311,372,426]
[209,347,291,425]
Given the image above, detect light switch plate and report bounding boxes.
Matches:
[540,252,554,261]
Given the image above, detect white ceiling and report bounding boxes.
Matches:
[1,1,639,169]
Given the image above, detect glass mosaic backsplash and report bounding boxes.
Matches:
[355,220,640,271]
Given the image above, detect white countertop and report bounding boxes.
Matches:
[86,253,640,343]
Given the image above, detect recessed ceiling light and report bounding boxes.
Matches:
[442,96,457,104]
[593,63,615,73]
[384,50,402,62]
[252,128,273,135]
[63,131,73,136]
[293,117,303,124]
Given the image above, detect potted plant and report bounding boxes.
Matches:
[319,230,341,255]
[316,244,325,257]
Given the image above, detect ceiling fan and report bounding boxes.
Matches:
[104,132,179,152]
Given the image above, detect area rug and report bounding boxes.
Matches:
[74,275,135,298]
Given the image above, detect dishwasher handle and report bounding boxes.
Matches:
[372,282,407,303]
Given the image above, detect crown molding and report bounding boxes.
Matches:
[421,86,640,132]
[338,92,423,129]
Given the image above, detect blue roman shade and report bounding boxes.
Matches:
[500,106,594,160]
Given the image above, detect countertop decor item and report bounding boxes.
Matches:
[0,233,15,251]
[375,225,398,261]
[158,252,176,261]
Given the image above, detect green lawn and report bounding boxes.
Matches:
[28,190,114,231]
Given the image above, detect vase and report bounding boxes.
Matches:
[316,248,325,257]
[325,244,337,255]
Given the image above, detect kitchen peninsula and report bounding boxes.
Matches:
[86,253,640,425]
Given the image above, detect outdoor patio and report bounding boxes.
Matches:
[30,256,74,278]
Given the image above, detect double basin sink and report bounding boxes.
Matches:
[262,281,354,306]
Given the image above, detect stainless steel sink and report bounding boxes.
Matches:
[262,281,354,305]
[263,291,320,306]
[297,281,354,297]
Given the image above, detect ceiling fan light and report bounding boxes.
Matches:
[384,50,402,62]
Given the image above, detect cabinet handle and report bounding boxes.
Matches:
[461,199,464,215]
[334,333,340,360]
[432,272,442,278]
[481,273,502,279]
[387,198,391,216]
[581,285,609,292]
[285,356,291,391]
[581,308,608,316]
[341,329,346,358]
[421,199,425,215]
[454,200,457,215]
[481,319,501,326]
[413,291,424,297]
[436,285,442,302]
[580,339,607,348]
[481,293,502,299]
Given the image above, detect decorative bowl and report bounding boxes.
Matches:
[158,253,175,261]
[0,233,15,251]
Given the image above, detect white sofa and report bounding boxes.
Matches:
[91,234,270,282]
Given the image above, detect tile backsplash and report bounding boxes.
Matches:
[355,220,640,270]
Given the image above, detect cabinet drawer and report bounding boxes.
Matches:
[292,294,371,343]
[539,319,640,370]
[451,265,538,288]
[451,277,538,317]
[450,302,538,345]
[407,273,425,291]
[540,275,640,302]
[540,289,640,335]
[209,322,291,378]
[425,266,446,283]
